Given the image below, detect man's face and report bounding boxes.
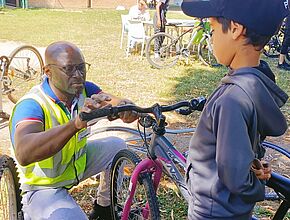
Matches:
[47,50,86,96]
[138,1,147,11]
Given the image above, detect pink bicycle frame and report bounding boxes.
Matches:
[121,158,163,220]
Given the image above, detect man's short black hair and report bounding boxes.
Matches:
[216,17,273,50]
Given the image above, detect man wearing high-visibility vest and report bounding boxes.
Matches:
[9,41,139,220]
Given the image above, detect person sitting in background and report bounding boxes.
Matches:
[129,0,150,21]
[127,1,150,55]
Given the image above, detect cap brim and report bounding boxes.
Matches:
[181,0,220,18]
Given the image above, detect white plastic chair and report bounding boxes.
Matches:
[126,19,149,58]
[120,14,129,49]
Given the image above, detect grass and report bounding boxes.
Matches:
[1,8,288,123]
[0,7,289,219]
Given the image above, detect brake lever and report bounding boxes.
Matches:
[138,114,155,128]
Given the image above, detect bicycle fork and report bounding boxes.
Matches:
[121,159,163,220]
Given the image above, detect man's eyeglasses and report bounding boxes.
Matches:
[47,62,91,77]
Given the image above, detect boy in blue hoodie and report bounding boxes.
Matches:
[181,0,289,219]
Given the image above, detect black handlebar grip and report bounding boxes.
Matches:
[190,97,206,111]
[79,108,112,121]
[176,109,192,115]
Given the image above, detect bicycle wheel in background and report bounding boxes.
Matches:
[110,149,160,220]
[197,35,219,67]
[6,45,44,104]
[146,32,180,69]
[0,155,22,220]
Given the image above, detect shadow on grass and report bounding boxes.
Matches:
[171,64,225,101]
[158,64,225,128]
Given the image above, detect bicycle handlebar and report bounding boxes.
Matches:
[79,97,206,122]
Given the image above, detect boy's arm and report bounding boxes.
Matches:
[213,95,265,203]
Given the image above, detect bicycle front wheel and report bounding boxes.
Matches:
[197,36,219,67]
[7,45,44,103]
[146,33,180,69]
[110,149,160,220]
[0,155,22,220]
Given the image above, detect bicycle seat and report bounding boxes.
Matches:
[266,172,290,200]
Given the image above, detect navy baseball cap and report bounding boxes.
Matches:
[181,0,289,36]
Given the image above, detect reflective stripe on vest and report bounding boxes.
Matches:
[10,85,88,191]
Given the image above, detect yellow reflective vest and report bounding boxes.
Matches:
[10,85,88,192]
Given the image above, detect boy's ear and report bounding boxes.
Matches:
[230,21,245,40]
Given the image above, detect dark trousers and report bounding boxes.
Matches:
[153,11,166,53]
[281,16,290,55]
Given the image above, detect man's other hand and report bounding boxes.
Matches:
[117,99,139,123]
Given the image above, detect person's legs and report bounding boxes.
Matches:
[22,188,88,220]
[278,29,290,70]
[153,11,166,58]
[278,54,286,65]
[81,136,127,219]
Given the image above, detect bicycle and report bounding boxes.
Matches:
[0,45,44,104]
[0,154,22,220]
[0,56,10,120]
[145,19,219,69]
[1,100,288,219]
[80,99,290,220]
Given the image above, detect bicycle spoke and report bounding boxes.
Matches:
[111,150,160,220]
[146,33,179,69]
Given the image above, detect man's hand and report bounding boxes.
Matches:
[251,159,271,181]
[75,93,112,129]
[117,99,139,123]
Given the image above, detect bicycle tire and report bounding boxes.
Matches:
[197,36,219,67]
[110,149,160,220]
[0,155,22,220]
[6,45,44,104]
[145,32,180,69]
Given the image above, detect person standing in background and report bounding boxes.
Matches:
[278,13,290,70]
[153,0,169,58]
